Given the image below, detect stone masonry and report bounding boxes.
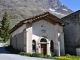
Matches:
[61,10,80,55]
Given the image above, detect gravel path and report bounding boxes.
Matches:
[0,43,54,60]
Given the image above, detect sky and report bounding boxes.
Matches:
[60,0,80,12]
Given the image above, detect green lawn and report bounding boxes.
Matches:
[5,45,80,60]
[53,54,80,60]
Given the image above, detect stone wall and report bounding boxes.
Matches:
[11,31,25,51]
[16,31,25,51]
[11,24,26,51]
[76,48,80,56]
[11,35,17,49]
[61,10,80,55]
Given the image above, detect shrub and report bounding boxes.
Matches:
[53,56,72,60]
[14,49,20,54]
[31,52,43,58]
[44,54,52,59]
[66,54,71,56]
[19,52,26,55]
[26,53,32,56]
[0,40,4,43]
[5,45,20,54]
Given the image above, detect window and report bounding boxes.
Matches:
[32,40,36,52]
[40,38,47,42]
[50,40,54,52]
[41,25,43,27]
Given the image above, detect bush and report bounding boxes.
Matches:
[53,54,80,60]
[53,56,72,60]
[19,52,26,55]
[66,54,71,56]
[44,54,52,59]
[5,45,20,54]
[0,40,4,43]
[31,52,43,58]
[26,53,32,56]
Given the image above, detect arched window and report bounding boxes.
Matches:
[32,40,36,52]
[50,40,54,52]
[40,38,47,42]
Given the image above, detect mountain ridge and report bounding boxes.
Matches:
[0,0,73,27]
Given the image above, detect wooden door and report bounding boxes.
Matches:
[41,44,47,55]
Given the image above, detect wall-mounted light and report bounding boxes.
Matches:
[58,33,60,37]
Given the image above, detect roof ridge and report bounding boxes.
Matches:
[9,12,68,33]
[62,10,80,19]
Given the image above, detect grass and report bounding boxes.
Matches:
[53,54,80,60]
[5,45,80,60]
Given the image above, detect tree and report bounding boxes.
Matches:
[0,12,11,42]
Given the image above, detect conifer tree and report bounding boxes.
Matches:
[0,12,11,42]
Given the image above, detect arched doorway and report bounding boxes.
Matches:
[40,38,47,55]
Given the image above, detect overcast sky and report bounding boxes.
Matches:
[60,0,80,12]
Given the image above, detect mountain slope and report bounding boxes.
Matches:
[0,0,73,27]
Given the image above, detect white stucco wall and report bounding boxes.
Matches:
[58,25,65,55]
[32,20,64,56]
[32,20,63,42]
[32,20,56,42]
[26,24,32,53]
[12,24,26,37]
[11,19,64,56]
